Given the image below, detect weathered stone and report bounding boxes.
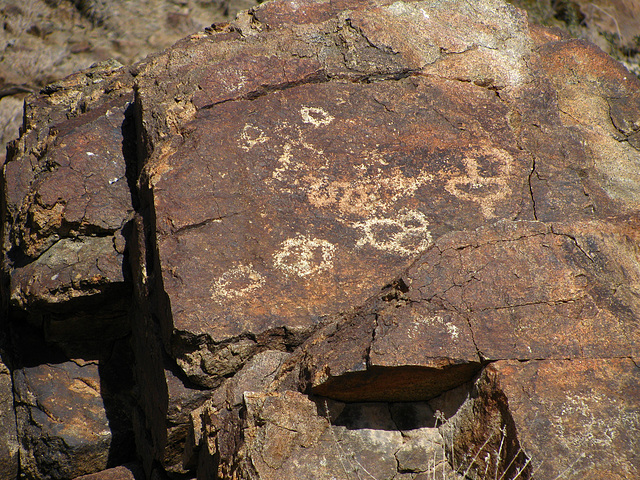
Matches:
[295,306,481,402]
[2,61,136,353]
[183,350,290,476]
[297,218,640,402]
[185,362,466,479]
[234,391,461,480]
[514,38,640,221]
[395,429,448,474]
[442,358,640,479]
[73,463,144,480]
[113,1,640,475]
[14,357,133,479]
[10,96,133,259]
[0,354,18,479]
[134,0,540,390]
[0,59,140,479]
[131,0,640,395]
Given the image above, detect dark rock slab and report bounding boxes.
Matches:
[14,360,125,479]
[6,94,133,260]
[1,61,139,479]
[134,0,537,389]
[73,463,144,480]
[153,78,528,343]
[442,358,640,479]
[128,215,211,478]
[299,219,640,401]
[132,0,640,396]
[295,305,481,402]
[8,305,136,480]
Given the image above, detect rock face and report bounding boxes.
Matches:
[449,358,640,480]
[0,354,18,479]
[1,0,640,478]
[2,60,137,479]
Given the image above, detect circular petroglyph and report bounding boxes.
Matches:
[273,235,337,277]
[210,264,266,302]
[300,106,334,127]
[353,209,432,256]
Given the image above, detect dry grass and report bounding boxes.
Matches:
[324,401,585,480]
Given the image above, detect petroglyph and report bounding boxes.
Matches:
[306,168,433,216]
[353,209,432,255]
[408,314,460,340]
[553,392,627,448]
[300,106,334,127]
[444,146,513,218]
[269,123,326,187]
[241,124,270,151]
[253,115,436,249]
[242,112,434,217]
[210,264,265,302]
[273,235,336,278]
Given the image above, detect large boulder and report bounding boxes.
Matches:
[133,0,535,389]
[128,1,640,475]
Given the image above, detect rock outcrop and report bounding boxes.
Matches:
[0,0,261,161]
[2,0,639,478]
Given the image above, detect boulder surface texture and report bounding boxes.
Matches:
[2,0,640,478]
